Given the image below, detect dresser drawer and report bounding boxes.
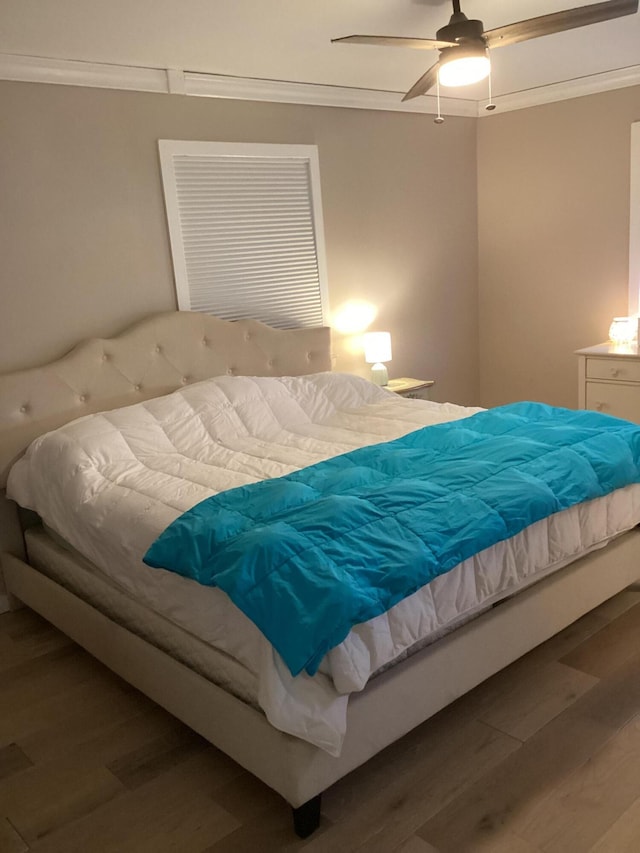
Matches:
[585,381,640,423]
[586,358,640,382]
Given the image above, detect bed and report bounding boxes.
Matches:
[2,309,640,839]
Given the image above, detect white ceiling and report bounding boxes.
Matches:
[1,0,639,106]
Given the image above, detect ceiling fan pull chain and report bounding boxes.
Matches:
[486,59,496,112]
[434,77,444,124]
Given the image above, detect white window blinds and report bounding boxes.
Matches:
[159,141,329,329]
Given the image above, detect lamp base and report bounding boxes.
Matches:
[370,363,388,386]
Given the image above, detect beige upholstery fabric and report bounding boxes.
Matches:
[0,311,331,487]
[6,527,640,807]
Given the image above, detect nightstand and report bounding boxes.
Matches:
[386,378,435,399]
[575,343,640,422]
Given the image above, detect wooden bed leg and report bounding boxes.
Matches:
[292,794,321,838]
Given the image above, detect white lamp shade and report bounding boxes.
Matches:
[363,331,392,364]
[609,316,637,344]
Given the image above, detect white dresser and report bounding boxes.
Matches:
[576,343,640,423]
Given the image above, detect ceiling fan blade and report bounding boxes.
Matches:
[402,61,440,102]
[486,0,638,49]
[331,35,457,50]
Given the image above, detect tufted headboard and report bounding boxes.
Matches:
[0,311,332,489]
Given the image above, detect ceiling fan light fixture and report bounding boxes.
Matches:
[333,0,640,102]
[438,48,490,87]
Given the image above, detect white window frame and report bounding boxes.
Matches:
[158,140,330,328]
[629,121,640,315]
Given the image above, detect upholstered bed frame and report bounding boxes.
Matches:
[2,310,640,838]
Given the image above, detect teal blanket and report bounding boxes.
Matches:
[144,402,640,676]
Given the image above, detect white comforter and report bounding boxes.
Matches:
[8,372,640,755]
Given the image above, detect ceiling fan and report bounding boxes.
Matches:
[332,0,639,103]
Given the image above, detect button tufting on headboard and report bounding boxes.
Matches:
[0,311,331,487]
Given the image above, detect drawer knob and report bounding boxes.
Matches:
[595,402,606,411]
[610,368,620,377]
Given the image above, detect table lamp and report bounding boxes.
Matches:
[363,331,392,386]
[608,316,637,345]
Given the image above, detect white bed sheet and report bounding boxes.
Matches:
[8,372,640,755]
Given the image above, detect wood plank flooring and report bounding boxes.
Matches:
[3,592,640,851]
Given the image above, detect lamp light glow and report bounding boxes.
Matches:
[609,316,638,345]
[332,300,377,334]
[438,53,490,87]
[363,331,392,386]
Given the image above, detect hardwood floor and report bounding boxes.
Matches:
[3,592,640,852]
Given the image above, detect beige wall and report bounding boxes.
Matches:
[2,78,638,413]
[478,85,640,409]
[0,81,479,406]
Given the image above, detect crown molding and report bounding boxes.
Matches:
[183,70,478,117]
[0,53,476,116]
[0,52,639,118]
[0,53,167,93]
[481,63,640,116]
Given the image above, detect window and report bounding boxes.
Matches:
[629,122,640,315]
[159,141,330,329]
